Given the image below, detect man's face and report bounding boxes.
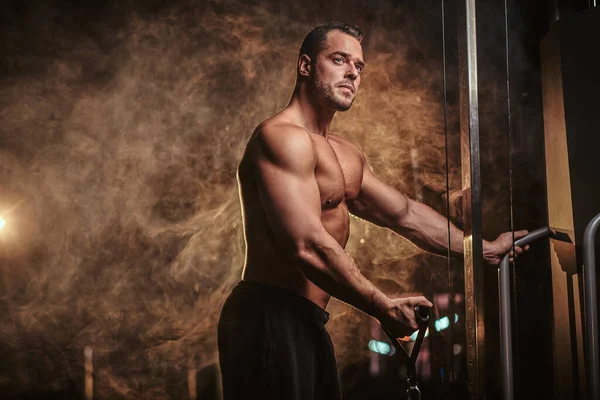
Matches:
[309,31,364,112]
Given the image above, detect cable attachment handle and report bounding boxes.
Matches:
[381,305,431,400]
[414,305,431,326]
[406,305,430,400]
[406,384,421,400]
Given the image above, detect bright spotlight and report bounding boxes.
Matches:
[0,217,5,230]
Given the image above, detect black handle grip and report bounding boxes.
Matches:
[414,305,430,327]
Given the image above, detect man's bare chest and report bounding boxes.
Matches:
[311,135,363,207]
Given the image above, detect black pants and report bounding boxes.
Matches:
[217,280,342,400]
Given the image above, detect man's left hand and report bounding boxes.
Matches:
[484,230,530,265]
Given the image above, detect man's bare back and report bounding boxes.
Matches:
[238,112,365,309]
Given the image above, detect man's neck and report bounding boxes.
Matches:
[287,85,335,138]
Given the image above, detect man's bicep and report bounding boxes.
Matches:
[349,162,410,228]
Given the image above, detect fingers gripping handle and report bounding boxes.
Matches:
[380,305,431,356]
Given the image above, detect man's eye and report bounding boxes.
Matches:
[356,65,364,72]
[334,57,344,64]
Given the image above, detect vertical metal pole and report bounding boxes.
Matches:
[458,0,485,397]
[499,227,552,400]
[499,257,514,400]
[584,213,600,400]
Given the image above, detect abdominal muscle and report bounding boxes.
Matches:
[241,199,351,310]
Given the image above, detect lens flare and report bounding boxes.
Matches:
[0,217,5,231]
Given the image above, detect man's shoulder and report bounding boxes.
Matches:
[253,119,313,151]
[257,119,310,137]
[246,120,315,167]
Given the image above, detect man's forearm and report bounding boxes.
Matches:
[295,229,393,319]
[391,199,471,259]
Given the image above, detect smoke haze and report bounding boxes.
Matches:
[0,0,470,398]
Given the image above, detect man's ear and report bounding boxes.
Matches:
[298,54,311,77]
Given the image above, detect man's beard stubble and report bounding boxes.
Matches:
[312,76,354,112]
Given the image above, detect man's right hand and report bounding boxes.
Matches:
[378,295,433,339]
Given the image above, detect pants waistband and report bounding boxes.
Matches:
[233,280,330,324]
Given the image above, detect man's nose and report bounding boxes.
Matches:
[346,65,359,80]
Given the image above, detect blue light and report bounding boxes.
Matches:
[434,316,450,332]
[409,328,430,341]
[432,314,460,332]
[368,340,393,355]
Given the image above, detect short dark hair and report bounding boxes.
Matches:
[299,21,363,60]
